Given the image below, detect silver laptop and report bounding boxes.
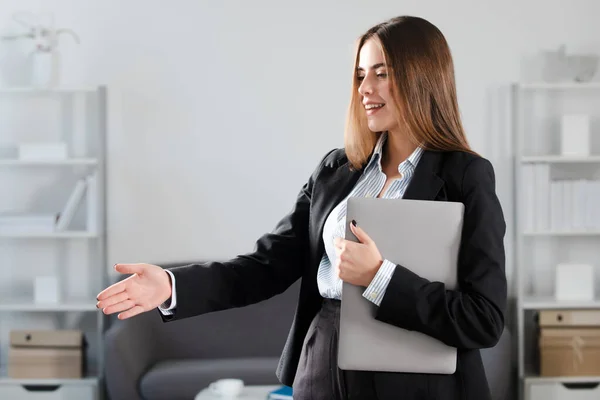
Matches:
[338,197,464,374]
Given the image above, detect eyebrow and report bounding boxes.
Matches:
[356,63,387,71]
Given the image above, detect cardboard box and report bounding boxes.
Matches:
[540,310,600,327]
[539,310,600,377]
[540,328,600,376]
[8,330,85,379]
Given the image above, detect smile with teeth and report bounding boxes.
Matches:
[365,104,384,110]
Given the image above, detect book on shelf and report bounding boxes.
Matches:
[521,164,600,232]
[523,165,535,230]
[534,164,550,232]
[85,172,98,233]
[56,178,87,231]
[267,385,293,400]
[0,172,97,233]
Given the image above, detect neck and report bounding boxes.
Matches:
[382,130,417,170]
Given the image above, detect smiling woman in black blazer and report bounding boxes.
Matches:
[97,15,507,400]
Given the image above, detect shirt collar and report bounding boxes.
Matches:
[367,132,424,174]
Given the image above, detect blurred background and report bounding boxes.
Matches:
[0,1,599,399]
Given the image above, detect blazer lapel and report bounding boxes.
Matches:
[309,159,362,270]
[403,149,445,201]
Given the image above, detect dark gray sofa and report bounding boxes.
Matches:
[104,262,514,400]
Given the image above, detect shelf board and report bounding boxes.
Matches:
[0,158,98,166]
[0,231,98,238]
[523,230,600,237]
[0,365,100,385]
[518,82,600,90]
[520,155,600,164]
[0,300,98,312]
[525,375,600,384]
[522,296,600,310]
[0,86,101,93]
[0,376,99,386]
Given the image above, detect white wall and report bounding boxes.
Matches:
[0,0,599,291]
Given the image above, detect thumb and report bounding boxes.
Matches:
[114,263,145,275]
[350,220,371,244]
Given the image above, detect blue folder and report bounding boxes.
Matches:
[267,385,293,400]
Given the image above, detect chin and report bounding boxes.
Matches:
[367,121,392,133]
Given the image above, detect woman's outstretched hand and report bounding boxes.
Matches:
[96,263,172,320]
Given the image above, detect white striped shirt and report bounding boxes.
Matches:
[317,132,424,305]
[159,133,423,315]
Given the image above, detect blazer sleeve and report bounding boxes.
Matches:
[159,149,335,322]
[375,157,507,349]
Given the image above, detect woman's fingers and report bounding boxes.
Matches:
[96,279,129,301]
[97,264,147,301]
[102,299,135,315]
[334,237,343,248]
[96,290,129,310]
[96,263,167,319]
[114,263,145,275]
[118,305,145,320]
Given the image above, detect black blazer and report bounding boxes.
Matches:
[160,148,507,400]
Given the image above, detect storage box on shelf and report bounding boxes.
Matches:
[514,82,600,400]
[0,86,107,400]
[9,330,85,379]
[538,310,600,377]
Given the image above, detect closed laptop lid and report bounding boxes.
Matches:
[338,197,464,374]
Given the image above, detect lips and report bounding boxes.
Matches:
[365,103,385,116]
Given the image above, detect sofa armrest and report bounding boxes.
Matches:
[104,310,163,400]
[481,327,513,400]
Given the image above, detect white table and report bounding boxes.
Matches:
[194,385,282,400]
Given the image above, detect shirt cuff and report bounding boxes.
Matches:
[158,269,177,315]
[362,259,397,306]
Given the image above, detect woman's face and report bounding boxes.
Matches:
[357,38,398,133]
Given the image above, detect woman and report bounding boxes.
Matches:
[97,15,506,400]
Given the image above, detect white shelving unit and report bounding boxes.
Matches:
[519,82,600,90]
[0,158,98,166]
[522,297,600,310]
[0,300,98,312]
[514,82,600,399]
[521,155,600,163]
[0,86,100,93]
[0,86,107,400]
[0,231,99,238]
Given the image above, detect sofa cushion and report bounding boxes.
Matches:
[139,357,280,400]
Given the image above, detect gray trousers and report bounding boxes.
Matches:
[292,298,377,400]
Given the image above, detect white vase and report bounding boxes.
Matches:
[30,50,60,88]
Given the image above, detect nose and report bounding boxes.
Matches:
[358,75,374,96]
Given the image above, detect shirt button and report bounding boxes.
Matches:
[366,194,372,198]
[371,292,378,299]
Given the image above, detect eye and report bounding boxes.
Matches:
[377,72,388,78]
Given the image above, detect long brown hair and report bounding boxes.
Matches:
[344,16,476,170]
